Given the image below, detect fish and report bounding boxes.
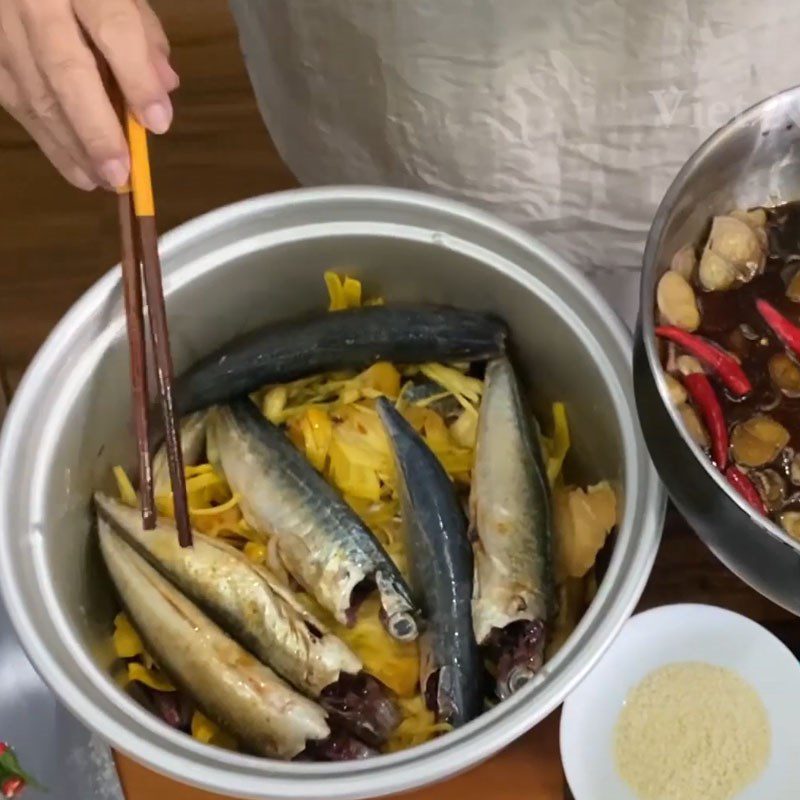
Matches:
[152,411,209,496]
[210,398,419,642]
[95,493,401,747]
[469,356,554,699]
[400,380,463,420]
[376,397,483,726]
[174,306,507,416]
[98,517,336,760]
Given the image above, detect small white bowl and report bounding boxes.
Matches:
[561,604,800,800]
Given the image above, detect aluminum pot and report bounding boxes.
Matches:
[634,85,800,613]
[0,187,663,799]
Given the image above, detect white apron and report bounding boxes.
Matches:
[229,0,800,326]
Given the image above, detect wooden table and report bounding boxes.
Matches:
[0,3,796,798]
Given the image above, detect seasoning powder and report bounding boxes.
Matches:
[614,662,771,800]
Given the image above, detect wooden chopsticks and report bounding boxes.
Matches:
[115,174,156,527]
[113,102,192,548]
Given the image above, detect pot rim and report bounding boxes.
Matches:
[0,186,664,799]
[639,84,800,565]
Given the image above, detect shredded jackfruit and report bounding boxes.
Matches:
[333,597,420,699]
[418,363,483,409]
[113,466,137,507]
[155,466,248,539]
[109,271,616,756]
[126,661,176,692]
[553,481,617,581]
[543,402,570,487]
[359,362,402,399]
[112,612,176,692]
[191,710,237,750]
[325,270,365,311]
[113,612,143,658]
[384,695,453,753]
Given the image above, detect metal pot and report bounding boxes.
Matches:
[0,187,663,799]
[635,85,800,613]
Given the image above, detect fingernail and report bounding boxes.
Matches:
[71,168,97,191]
[100,158,129,188]
[142,100,172,134]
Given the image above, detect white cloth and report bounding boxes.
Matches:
[229,0,800,326]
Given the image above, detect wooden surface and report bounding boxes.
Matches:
[0,3,797,799]
[0,0,296,394]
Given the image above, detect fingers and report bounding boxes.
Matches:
[19,0,130,186]
[151,50,179,93]
[135,0,170,57]
[1,0,177,190]
[0,1,98,183]
[26,114,99,190]
[0,65,96,189]
[73,0,173,134]
[134,0,179,91]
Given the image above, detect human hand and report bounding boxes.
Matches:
[0,0,178,190]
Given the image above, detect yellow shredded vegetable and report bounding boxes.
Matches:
[325,270,368,311]
[262,385,288,423]
[287,405,333,472]
[544,402,570,487]
[113,612,179,693]
[331,597,420,698]
[450,409,478,449]
[113,466,138,507]
[191,710,238,750]
[419,363,482,408]
[113,612,143,658]
[185,464,214,477]
[359,362,401,399]
[109,271,617,756]
[553,481,617,581]
[384,696,452,753]
[127,661,176,692]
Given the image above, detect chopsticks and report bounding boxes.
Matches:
[115,174,156,527]
[110,87,192,548]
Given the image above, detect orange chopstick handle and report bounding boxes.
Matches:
[126,113,155,217]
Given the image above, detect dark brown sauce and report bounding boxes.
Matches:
[681,202,800,518]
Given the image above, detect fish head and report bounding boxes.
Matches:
[493,619,546,700]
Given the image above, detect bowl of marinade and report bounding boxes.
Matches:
[635,83,800,614]
[0,188,663,799]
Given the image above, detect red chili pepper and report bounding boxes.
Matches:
[725,466,767,515]
[0,744,35,797]
[655,326,752,396]
[756,299,800,358]
[1,776,24,799]
[683,372,728,468]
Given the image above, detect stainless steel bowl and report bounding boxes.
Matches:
[0,187,663,799]
[635,85,800,613]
